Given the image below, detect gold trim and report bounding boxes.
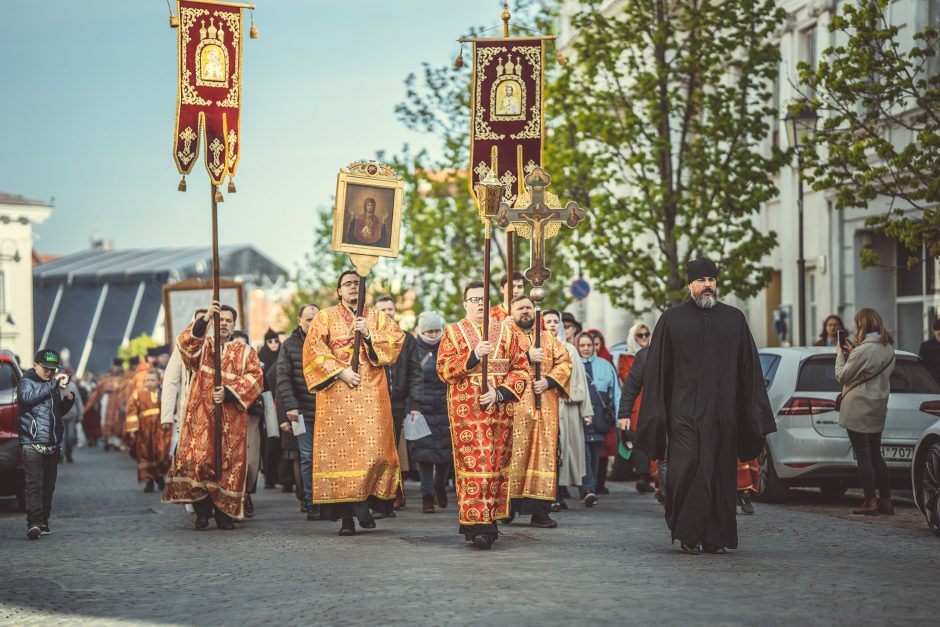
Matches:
[191,0,255,9]
[458,35,556,43]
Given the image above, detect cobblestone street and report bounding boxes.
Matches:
[1,446,936,626]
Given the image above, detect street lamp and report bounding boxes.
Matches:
[784,101,819,346]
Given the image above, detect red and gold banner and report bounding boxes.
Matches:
[173,0,244,185]
[469,37,547,207]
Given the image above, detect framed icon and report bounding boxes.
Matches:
[332,161,403,258]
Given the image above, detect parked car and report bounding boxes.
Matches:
[0,350,25,511]
[911,419,940,537]
[757,346,940,502]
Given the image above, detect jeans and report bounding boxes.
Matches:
[62,420,78,458]
[580,441,602,496]
[418,461,448,497]
[22,446,59,526]
[299,419,314,507]
[847,429,891,500]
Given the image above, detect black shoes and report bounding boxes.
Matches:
[680,542,701,555]
[339,517,356,536]
[359,518,377,530]
[597,486,610,495]
[39,522,51,536]
[471,533,495,549]
[194,516,210,531]
[306,506,321,521]
[144,480,155,493]
[244,495,255,518]
[703,544,727,554]
[155,477,165,490]
[737,491,755,515]
[530,513,558,528]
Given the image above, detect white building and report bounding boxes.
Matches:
[0,192,53,362]
[558,0,939,352]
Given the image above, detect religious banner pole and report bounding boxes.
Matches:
[331,160,405,374]
[474,170,505,396]
[461,2,554,312]
[497,167,586,408]
[170,0,257,480]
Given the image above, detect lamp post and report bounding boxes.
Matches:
[784,102,819,346]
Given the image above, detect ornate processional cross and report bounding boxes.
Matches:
[495,167,585,287]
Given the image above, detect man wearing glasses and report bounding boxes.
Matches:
[302,270,405,536]
[437,281,530,549]
[17,349,75,540]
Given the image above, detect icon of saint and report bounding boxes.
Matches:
[347,197,388,247]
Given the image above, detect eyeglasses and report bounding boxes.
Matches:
[635,332,650,339]
[464,297,484,305]
[340,280,360,289]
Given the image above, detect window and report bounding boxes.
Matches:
[800,26,817,97]
[797,356,841,392]
[759,353,781,388]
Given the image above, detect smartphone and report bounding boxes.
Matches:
[836,329,850,353]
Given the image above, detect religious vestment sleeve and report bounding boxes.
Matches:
[364,311,405,367]
[125,391,141,434]
[303,309,347,391]
[735,314,776,460]
[542,335,572,399]
[499,325,530,402]
[224,347,264,411]
[177,321,208,372]
[636,313,671,461]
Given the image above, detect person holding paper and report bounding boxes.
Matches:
[302,271,405,536]
[276,303,321,520]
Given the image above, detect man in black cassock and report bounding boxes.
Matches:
[636,258,775,555]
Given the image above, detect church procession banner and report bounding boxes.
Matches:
[469,37,547,208]
[172,0,244,186]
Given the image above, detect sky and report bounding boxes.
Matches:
[0,1,505,274]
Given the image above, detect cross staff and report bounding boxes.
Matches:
[496,167,585,408]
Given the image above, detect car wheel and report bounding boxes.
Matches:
[922,442,940,538]
[819,481,848,499]
[756,446,789,503]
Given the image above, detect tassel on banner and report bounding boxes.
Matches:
[178,176,187,192]
[227,179,236,194]
[215,188,224,203]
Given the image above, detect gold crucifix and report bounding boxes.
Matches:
[495,167,585,287]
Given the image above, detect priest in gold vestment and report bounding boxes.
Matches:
[303,270,404,536]
[507,295,572,528]
[437,281,529,549]
[162,302,263,530]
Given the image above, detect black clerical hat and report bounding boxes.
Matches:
[686,258,719,283]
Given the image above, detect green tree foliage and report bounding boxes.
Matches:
[546,0,787,312]
[797,0,940,266]
[118,334,158,365]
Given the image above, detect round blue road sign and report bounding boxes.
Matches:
[570,278,590,300]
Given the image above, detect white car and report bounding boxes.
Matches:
[757,346,940,502]
[911,419,940,537]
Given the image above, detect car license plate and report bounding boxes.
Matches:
[881,445,914,462]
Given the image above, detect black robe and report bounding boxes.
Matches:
[636,299,774,549]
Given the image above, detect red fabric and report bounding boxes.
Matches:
[737,458,761,492]
[174,1,243,184]
[469,38,546,205]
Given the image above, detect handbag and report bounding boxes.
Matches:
[835,354,895,412]
[585,371,616,432]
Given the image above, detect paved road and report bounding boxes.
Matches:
[1,446,936,626]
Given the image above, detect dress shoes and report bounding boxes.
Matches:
[878,498,895,515]
[471,533,494,549]
[852,497,879,516]
[597,486,610,495]
[155,477,165,490]
[422,494,436,514]
[307,506,321,521]
[703,544,727,555]
[434,484,448,509]
[529,512,558,528]
[194,516,210,531]
[680,542,701,555]
[339,518,356,536]
[359,518,377,530]
[144,480,155,493]
[244,495,255,518]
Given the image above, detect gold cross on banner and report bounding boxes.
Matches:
[495,167,585,286]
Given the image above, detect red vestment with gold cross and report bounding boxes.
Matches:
[162,322,262,518]
[437,317,529,527]
[125,388,171,482]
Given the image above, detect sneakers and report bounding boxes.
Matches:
[581,492,598,508]
[27,525,42,540]
[39,522,51,536]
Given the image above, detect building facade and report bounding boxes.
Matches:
[0,193,52,362]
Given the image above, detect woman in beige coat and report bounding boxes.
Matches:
[835,308,896,516]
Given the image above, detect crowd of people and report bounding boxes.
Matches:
[16,258,940,551]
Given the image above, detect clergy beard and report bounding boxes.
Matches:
[515,317,535,331]
[694,293,717,309]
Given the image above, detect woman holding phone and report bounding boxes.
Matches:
[835,308,896,516]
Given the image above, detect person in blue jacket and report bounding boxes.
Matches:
[17,349,75,540]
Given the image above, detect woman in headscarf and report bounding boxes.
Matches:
[407,311,454,514]
[577,331,621,507]
[586,328,617,493]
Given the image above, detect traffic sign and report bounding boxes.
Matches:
[570,278,590,300]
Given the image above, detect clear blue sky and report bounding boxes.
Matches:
[0,1,504,272]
